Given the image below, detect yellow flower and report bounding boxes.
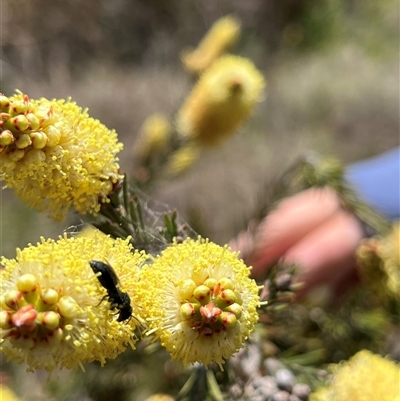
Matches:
[0,91,123,220]
[0,385,25,401]
[165,145,200,177]
[310,350,400,401]
[181,15,241,74]
[143,395,175,401]
[135,237,260,369]
[176,55,265,147]
[0,230,147,372]
[357,222,400,302]
[132,113,171,164]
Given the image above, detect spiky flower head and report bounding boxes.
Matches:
[135,237,259,369]
[357,222,400,302]
[310,350,400,401]
[181,15,241,74]
[176,55,265,147]
[0,230,147,372]
[0,91,123,220]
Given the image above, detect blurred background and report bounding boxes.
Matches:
[0,0,399,399]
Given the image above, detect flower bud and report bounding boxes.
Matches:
[218,277,234,291]
[30,131,48,149]
[203,278,218,290]
[4,290,25,310]
[0,95,10,111]
[58,296,82,319]
[41,288,59,306]
[193,284,211,304]
[17,274,38,294]
[37,311,60,331]
[10,100,28,115]
[26,113,40,130]
[12,115,30,131]
[15,133,32,149]
[220,311,237,327]
[179,279,197,300]
[180,303,198,320]
[0,130,15,145]
[215,289,237,307]
[225,302,242,319]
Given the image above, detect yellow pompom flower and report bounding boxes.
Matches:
[181,15,241,74]
[0,91,123,220]
[310,350,400,401]
[135,237,260,369]
[132,113,171,164]
[0,230,147,372]
[357,222,400,302]
[176,55,265,147]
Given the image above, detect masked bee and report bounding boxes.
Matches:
[89,260,132,322]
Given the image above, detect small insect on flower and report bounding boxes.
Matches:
[89,260,133,322]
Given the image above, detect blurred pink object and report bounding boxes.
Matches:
[229,188,364,298]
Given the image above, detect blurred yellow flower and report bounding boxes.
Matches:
[310,350,400,401]
[132,113,171,165]
[0,385,24,401]
[357,221,400,302]
[0,91,123,220]
[143,395,175,401]
[181,15,241,74]
[135,237,259,369]
[176,55,265,147]
[165,145,200,177]
[0,230,147,372]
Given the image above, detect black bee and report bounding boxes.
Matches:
[89,260,132,322]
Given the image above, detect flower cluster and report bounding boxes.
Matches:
[310,350,400,401]
[176,55,265,147]
[134,237,260,368]
[181,15,241,74]
[0,231,147,372]
[0,91,123,220]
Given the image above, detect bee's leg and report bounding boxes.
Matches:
[96,294,109,307]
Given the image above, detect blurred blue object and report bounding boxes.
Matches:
[346,147,400,219]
